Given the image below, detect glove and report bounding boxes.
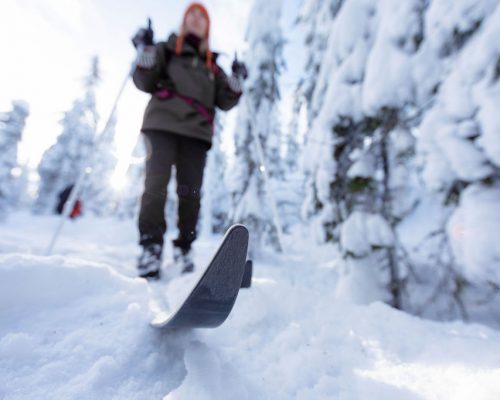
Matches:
[227,74,243,93]
[132,18,154,49]
[228,54,247,93]
[231,54,248,80]
[136,46,156,69]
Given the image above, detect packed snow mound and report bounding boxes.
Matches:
[200,293,500,400]
[0,254,186,400]
[0,254,146,325]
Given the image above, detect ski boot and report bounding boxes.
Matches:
[137,243,162,280]
[173,246,195,274]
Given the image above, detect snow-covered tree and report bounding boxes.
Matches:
[0,100,30,219]
[34,57,100,214]
[115,139,146,220]
[295,0,343,120]
[275,93,306,232]
[83,115,118,216]
[299,0,500,319]
[201,117,230,235]
[296,0,345,235]
[228,0,285,253]
[412,0,500,319]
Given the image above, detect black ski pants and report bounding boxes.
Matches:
[138,130,210,250]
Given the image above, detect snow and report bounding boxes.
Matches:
[301,0,499,319]
[477,84,500,167]
[362,0,418,114]
[0,101,30,219]
[3,213,500,399]
[419,2,500,188]
[341,211,394,257]
[438,127,493,181]
[0,252,183,400]
[447,183,500,285]
[335,256,390,305]
[227,0,285,252]
[3,0,500,398]
[347,151,376,179]
[425,0,499,55]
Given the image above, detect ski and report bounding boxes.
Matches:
[150,224,249,329]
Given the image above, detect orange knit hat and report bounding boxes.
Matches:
[176,2,213,68]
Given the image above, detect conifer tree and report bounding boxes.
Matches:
[34,57,100,214]
[228,0,285,253]
[0,101,30,219]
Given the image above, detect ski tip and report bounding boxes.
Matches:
[226,224,249,239]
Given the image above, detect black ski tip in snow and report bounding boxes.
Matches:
[150,224,249,330]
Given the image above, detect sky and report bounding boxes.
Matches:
[0,0,305,181]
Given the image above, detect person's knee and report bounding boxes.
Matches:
[176,183,201,199]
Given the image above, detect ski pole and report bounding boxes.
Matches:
[45,47,144,256]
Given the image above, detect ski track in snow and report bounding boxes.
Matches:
[1,212,500,399]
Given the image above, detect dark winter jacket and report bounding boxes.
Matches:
[132,33,242,145]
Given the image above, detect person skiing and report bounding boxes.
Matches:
[55,185,83,219]
[131,2,248,279]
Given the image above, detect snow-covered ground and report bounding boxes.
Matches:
[1,213,500,399]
